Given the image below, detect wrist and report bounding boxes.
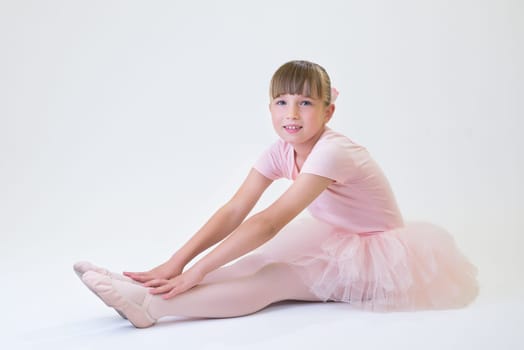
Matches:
[168,254,187,270]
[190,260,211,278]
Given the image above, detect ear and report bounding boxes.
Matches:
[324,104,335,123]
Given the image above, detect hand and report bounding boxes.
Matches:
[144,267,205,299]
[123,259,183,284]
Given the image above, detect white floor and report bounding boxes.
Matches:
[2,258,523,350]
[7,299,524,350]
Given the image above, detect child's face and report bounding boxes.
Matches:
[269,94,334,150]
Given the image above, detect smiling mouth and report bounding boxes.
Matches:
[283,125,302,130]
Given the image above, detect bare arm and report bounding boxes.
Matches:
[148,172,333,298]
[170,169,273,267]
[124,169,272,282]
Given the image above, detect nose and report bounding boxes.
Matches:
[287,104,299,120]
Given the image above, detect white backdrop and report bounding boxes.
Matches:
[1,0,523,347]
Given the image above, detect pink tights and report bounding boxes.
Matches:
[148,259,320,319]
[80,254,323,325]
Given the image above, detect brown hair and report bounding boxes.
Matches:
[270,60,332,106]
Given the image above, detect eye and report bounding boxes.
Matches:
[275,99,286,106]
[300,100,313,106]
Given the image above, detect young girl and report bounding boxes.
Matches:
[75,60,478,328]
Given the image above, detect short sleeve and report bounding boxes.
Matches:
[253,140,286,180]
[300,137,360,183]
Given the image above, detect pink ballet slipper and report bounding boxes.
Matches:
[73,261,137,283]
[82,271,156,328]
[74,261,136,319]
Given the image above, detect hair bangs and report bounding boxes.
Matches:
[270,63,323,100]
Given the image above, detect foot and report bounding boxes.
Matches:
[82,271,157,328]
[73,261,137,319]
[73,261,138,283]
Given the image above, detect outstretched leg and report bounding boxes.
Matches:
[82,262,321,328]
[149,262,320,319]
[75,255,266,321]
[199,254,269,285]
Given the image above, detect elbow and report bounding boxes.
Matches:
[219,200,250,225]
[250,211,284,241]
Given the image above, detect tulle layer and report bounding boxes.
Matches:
[253,216,478,311]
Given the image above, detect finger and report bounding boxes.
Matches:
[144,279,168,288]
[149,284,175,295]
[124,272,151,283]
[123,271,144,277]
[163,282,191,299]
[123,272,143,279]
[162,288,179,299]
[162,283,186,299]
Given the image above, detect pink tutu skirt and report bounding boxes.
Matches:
[252,216,479,311]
